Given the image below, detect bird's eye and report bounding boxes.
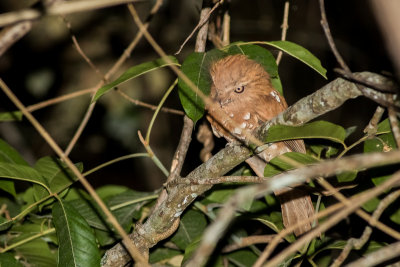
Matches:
[234,86,245,93]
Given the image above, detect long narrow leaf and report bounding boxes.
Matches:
[93,56,179,102]
[52,200,100,267]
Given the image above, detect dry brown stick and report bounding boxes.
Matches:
[388,95,400,148]
[116,89,184,115]
[187,150,400,266]
[263,170,400,267]
[62,16,105,81]
[63,0,164,156]
[0,21,32,57]
[26,87,96,112]
[221,235,280,253]
[317,178,400,240]
[0,0,144,27]
[332,190,400,267]
[364,106,385,136]
[334,68,398,93]
[319,0,396,109]
[175,0,223,55]
[319,0,349,72]
[0,78,149,266]
[345,240,400,267]
[276,1,290,65]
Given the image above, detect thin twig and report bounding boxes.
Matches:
[0,78,149,266]
[64,0,164,156]
[332,190,400,267]
[0,21,32,57]
[221,8,230,46]
[64,102,95,156]
[319,0,397,109]
[197,122,214,162]
[345,240,400,267]
[388,95,400,148]
[263,171,400,267]
[187,150,400,266]
[334,68,398,93]
[317,178,400,240]
[0,0,144,27]
[319,0,349,71]
[116,89,184,115]
[62,16,105,81]
[138,130,169,177]
[364,106,385,136]
[145,79,179,142]
[175,0,223,55]
[276,1,290,66]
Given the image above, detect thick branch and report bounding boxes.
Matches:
[259,72,394,139]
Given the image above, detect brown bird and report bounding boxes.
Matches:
[206,54,314,236]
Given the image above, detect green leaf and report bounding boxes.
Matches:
[390,205,400,225]
[336,171,358,182]
[13,239,56,267]
[376,118,390,134]
[35,157,81,191]
[9,224,57,267]
[264,152,319,177]
[0,139,30,198]
[227,250,258,267]
[52,200,100,267]
[0,162,49,190]
[93,56,179,102]
[264,40,327,79]
[149,248,182,264]
[0,111,23,122]
[68,198,108,231]
[108,190,156,231]
[178,50,225,123]
[364,133,397,153]
[171,210,207,250]
[225,43,283,95]
[256,213,295,243]
[181,236,201,265]
[266,121,346,147]
[95,185,130,200]
[0,180,16,198]
[0,138,29,165]
[362,197,380,212]
[0,252,23,267]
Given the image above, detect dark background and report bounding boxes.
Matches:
[0,0,393,191]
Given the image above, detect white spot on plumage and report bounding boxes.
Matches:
[243,112,250,120]
[240,122,247,128]
[234,127,242,134]
[270,91,281,103]
[270,144,278,150]
[229,113,234,118]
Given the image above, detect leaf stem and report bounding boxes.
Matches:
[0,227,56,253]
[110,194,159,211]
[145,78,178,143]
[83,153,149,176]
